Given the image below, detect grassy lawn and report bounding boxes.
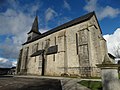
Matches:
[81,76,101,79]
[78,80,102,90]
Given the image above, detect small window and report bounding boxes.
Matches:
[32,43,38,53]
[25,47,29,61]
[42,42,43,49]
[76,33,78,54]
[55,37,56,45]
[53,54,55,61]
[44,39,50,49]
[39,60,42,67]
[34,57,36,62]
[39,55,42,67]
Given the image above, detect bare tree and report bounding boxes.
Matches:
[112,44,120,73]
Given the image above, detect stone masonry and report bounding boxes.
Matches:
[16,12,108,77]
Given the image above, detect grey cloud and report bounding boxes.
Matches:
[0,57,12,68]
[0,57,16,68]
[98,6,120,20]
[103,28,120,57]
[0,1,42,60]
[45,8,58,22]
[84,0,120,20]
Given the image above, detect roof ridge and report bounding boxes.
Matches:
[43,11,95,34]
[23,11,95,45]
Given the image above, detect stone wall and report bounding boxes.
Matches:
[18,15,107,77]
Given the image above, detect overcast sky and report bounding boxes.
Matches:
[0,0,120,68]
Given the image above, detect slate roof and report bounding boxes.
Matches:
[23,11,100,45]
[31,50,44,57]
[108,53,116,59]
[31,45,58,57]
[28,16,41,35]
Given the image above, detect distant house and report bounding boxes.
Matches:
[0,68,10,75]
[0,67,16,75]
[8,67,16,75]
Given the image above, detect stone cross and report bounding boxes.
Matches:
[97,54,120,90]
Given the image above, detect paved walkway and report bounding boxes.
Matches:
[0,76,62,90]
[2,75,101,90]
[15,75,99,90]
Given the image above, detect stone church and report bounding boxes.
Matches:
[16,12,107,77]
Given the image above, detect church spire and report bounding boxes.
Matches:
[28,16,41,34]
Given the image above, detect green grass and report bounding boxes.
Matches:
[78,80,102,90]
[81,76,101,79]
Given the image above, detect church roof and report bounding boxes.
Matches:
[27,16,41,34]
[31,45,58,57]
[23,11,100,45]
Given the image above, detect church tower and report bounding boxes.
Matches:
[27,16,41,41]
